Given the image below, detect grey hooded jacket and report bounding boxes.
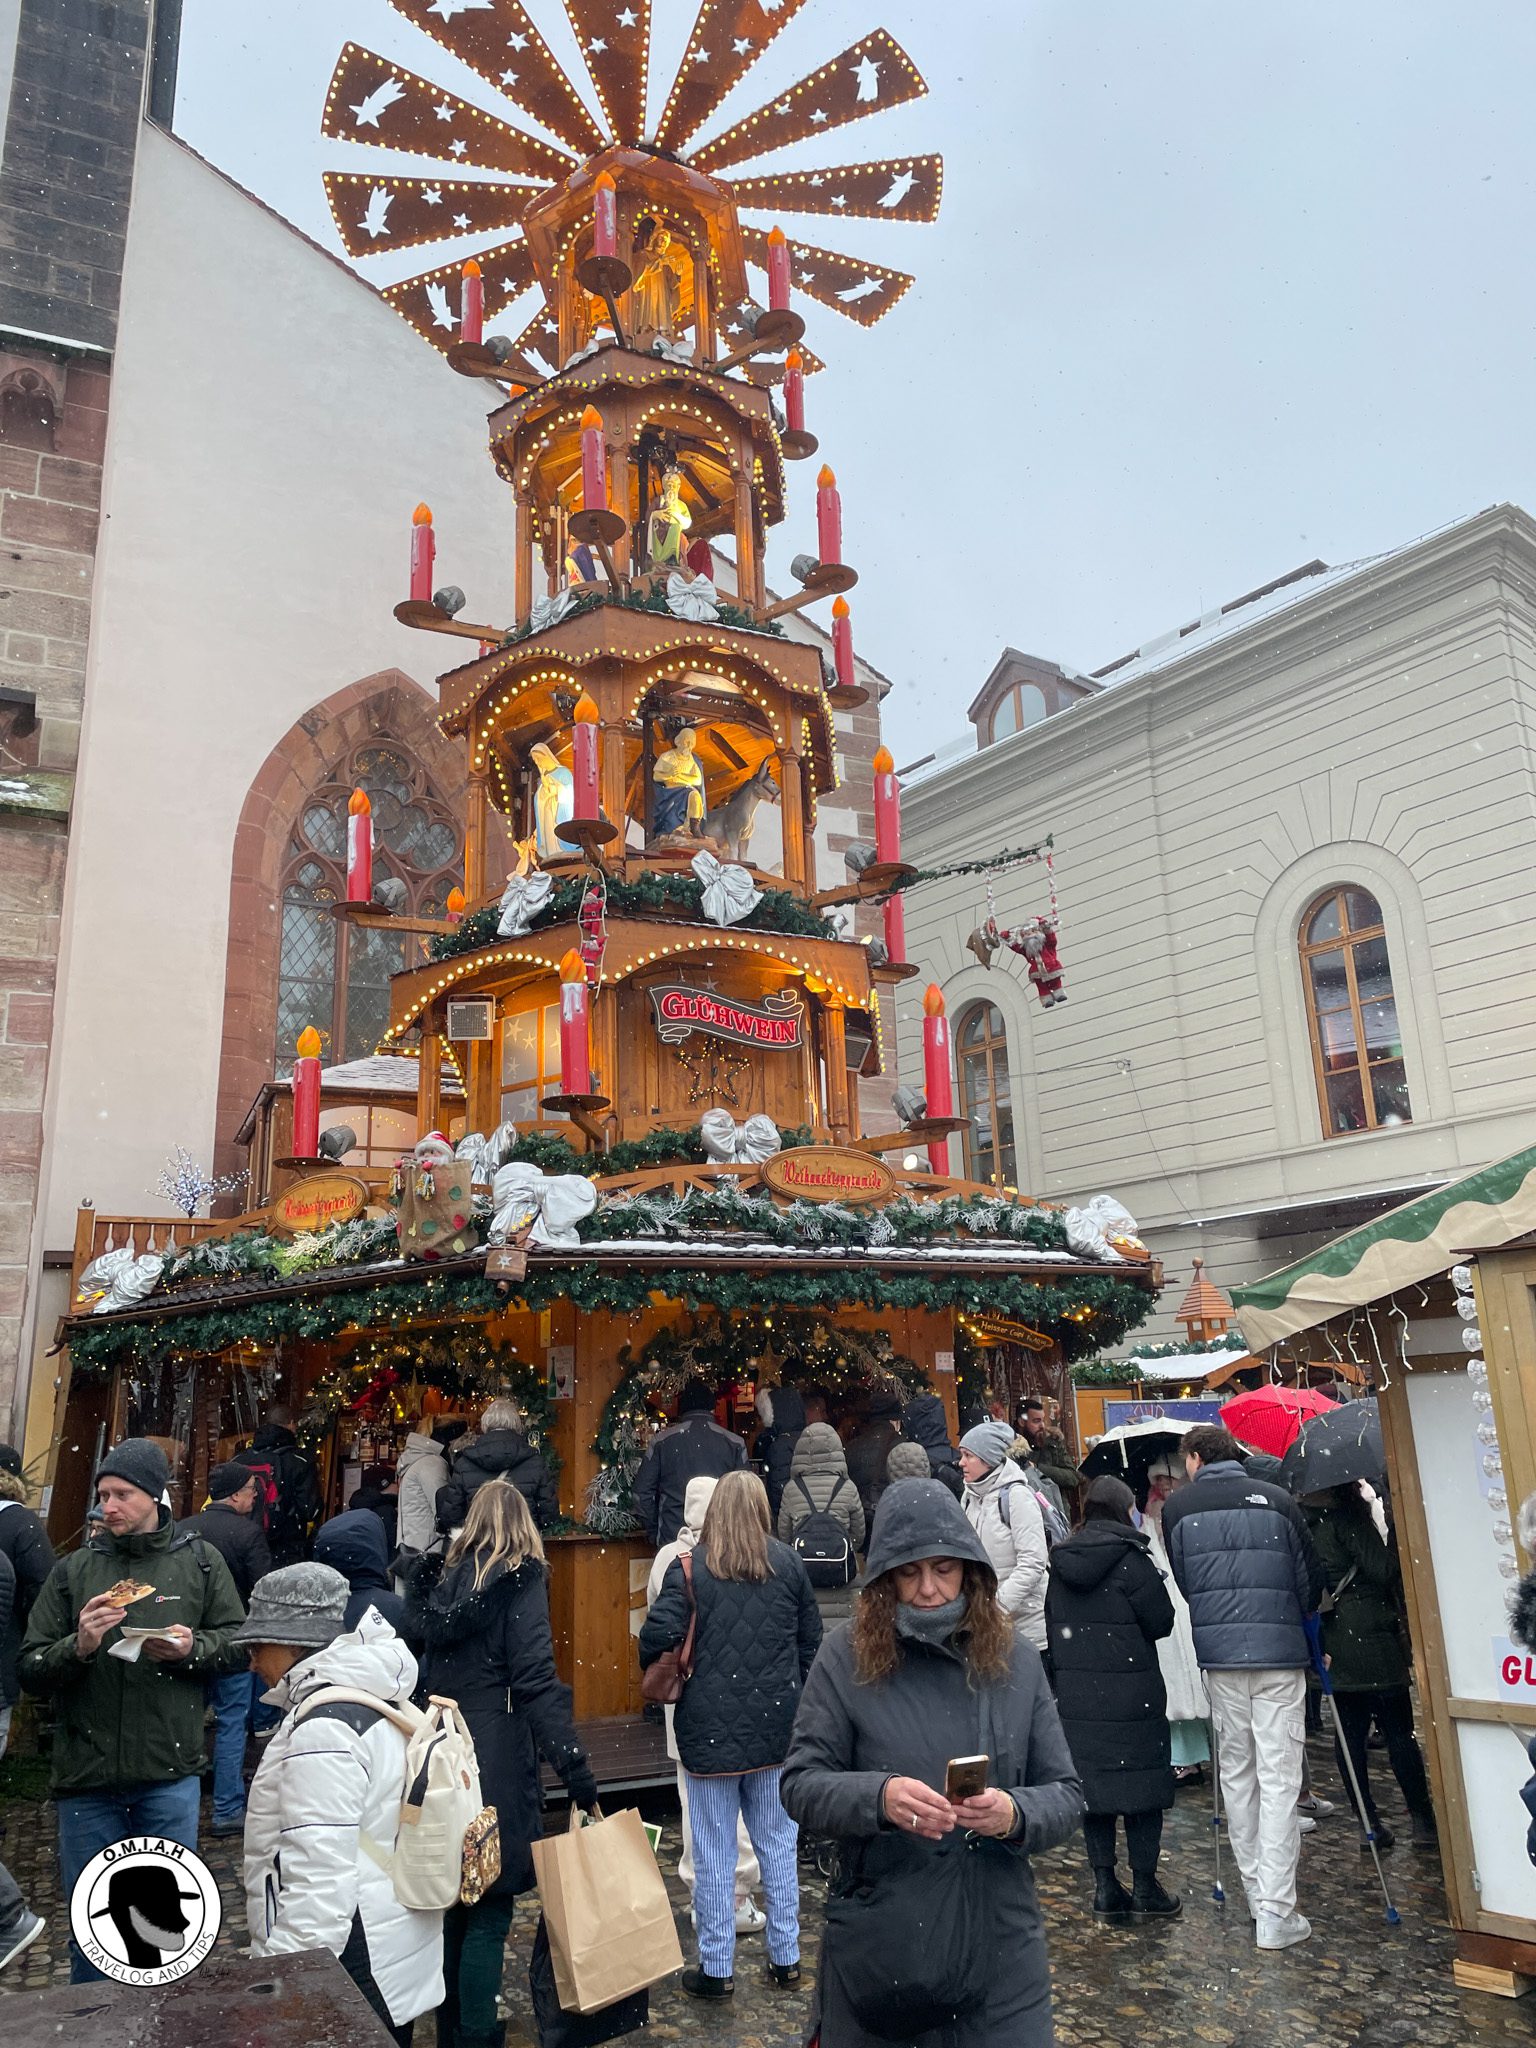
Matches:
[777,1424,866,1622]
[1161,1460,1325,1670]
[781,1479,1082,2048]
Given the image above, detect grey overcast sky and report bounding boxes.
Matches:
[175,1,1536,761]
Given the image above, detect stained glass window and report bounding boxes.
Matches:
[273,744,462,1074]
[1300,888,1412,1137]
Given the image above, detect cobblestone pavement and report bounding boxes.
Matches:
[1,1738,1531,2046]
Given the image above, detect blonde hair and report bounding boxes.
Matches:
[701,1469,771,1582]
[0,1467,30,1506]
[445,1477,545,1589]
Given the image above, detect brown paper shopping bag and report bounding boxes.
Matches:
[531,1806,684,2015]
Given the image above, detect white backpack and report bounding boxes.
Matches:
[296,1688,499,1911]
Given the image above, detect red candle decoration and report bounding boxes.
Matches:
[346,788,373,903]
[409,502,435,603]
[882,891,907,967]
[872,744,901,863]
[445,887,466,925]
[831,596,855,691]
[816,464,842,567]
[460,259,484,347]
[292,1026,323,1158]
[593,169,617,259]
[766,224,792,311]
[558,948,592,1095]
[784,347,806,434]
[571,692,600,820]
[580,405,607,515]
[922,984,954,1174]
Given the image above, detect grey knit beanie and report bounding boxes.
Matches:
[960,1420,1014,1471]
[231,1563,350,1650]
[97,1437,170,1502]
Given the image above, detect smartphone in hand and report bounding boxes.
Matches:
[944,1754,990,1801]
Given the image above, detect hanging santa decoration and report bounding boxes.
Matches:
[963,848,1067,1006]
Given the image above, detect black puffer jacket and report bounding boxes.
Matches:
[0,1487,55,1707]
[436,1428,558,1533]
[314,1511,408,1635]
[901,1395,963,1500]
[407,1553,597,1898]
[757,1386,806,1520]
[1045,1520,1174,1814]
[632,1414,747,1547]
[845,1395,904,1530]
[1162,1460,1324,1669]
[639,1538,821,1774]
[176,1501,272,1605]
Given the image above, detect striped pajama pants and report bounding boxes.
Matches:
[684,1765,800,1977]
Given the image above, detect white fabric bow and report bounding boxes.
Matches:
[699,1110,782,1165]
[666,573,720,623]
[77,1246,165,1314]
[1063,1193,1143,1262]
[528,586,578,634]
[691,848,761,927]
[488,1161,598,1248]
[496,868,555,938]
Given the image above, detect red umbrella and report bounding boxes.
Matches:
[1220,1385,1337,1458]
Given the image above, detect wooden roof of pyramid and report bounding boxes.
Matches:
[1174,1256,1234,1336]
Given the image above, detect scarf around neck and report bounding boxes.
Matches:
[894,1594,967,1647]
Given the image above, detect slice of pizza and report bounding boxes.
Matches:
[102,1578,156,1608]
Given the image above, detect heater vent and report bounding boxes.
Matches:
[447,998,496,1042]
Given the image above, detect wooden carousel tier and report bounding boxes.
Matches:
[435,598,831,739]
[387,913,876,1037]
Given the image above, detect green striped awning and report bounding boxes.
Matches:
[1230,1143,1536,1350]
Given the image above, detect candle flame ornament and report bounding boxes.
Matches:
[345,788,373,903]
[872,744,900,863]
[921,984,953,1174]
[766,224,791,310]
[292,1027,324,1159]
[816,464,842,567]
[831,595,854,691]
[446,887,466,923]
[460,258,483,346]
[409,502,435,604]
[558,946,592,1096]
[571,692,601,821]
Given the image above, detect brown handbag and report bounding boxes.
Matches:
[640,1550,695,1704]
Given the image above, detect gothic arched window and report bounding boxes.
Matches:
[1299,886,1412,1136]
[275,744,462,1072]
[956,1001,1017,1186]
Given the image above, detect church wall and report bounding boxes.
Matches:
[32,125,514,1270]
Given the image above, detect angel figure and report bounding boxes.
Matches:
[529,742,574,858]
[629,225,690,345]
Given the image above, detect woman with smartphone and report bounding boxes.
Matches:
[782,1478,1082,2046]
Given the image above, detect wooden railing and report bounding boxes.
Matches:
[70,1209,221,1292]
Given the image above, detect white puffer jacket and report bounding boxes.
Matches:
[244,1613,444,2026]
[962,1456,1049,1646]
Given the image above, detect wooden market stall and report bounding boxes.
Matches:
[48,64,1163,1734]
[1232,1144,1536,1997]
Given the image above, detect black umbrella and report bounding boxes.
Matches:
[1080,1418,1193,1490]
[1279,1397,1385,1496]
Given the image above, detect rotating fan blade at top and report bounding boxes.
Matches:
[562,0,652,145]
[385,0,605,157]
[653,0,814,153]
[692,29,928,176]
[324,173,542,259]
[741,227,912,327]
[383,239,539,347]
[728,155,943,225]
[323,43,573,180]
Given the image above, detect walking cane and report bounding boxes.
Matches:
[1209,1716,1225,1905]
[1304,1614,1400,1925]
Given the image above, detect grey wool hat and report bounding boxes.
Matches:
[959,1420,1014,1471]
[231,1562,351,1650]
[885,1441,933,1483]
[97,1437,170,1502]
[863,1477,994,1584]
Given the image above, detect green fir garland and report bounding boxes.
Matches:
[590,1184,1071,1253]
[429,870,838,964]
[887,837,1055,895]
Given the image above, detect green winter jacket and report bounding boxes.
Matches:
[1304,1501,1410,1693]
[20,1510,247,1793]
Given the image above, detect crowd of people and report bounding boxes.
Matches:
[0,1372,1472,2046]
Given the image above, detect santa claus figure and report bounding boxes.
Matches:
[391,1132,478,1259]
[1020,918,1066,1008]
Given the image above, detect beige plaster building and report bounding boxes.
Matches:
[896,505,1536,1346]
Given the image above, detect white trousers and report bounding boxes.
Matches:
[676,1762,761,1902]
[1208,1667,1307,1920]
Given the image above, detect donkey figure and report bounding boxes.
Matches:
[702,760,781,863]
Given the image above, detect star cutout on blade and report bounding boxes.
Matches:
[774,97,791,114]
[733,38,753,56]
[449,137,468,155]
[590,37,607,55]
[507,31,528,48]
[453,212,471,227]
[693,47,710,63]
[500,69,518,86]
[616,6,638,25]
[421,185,443,205]
[831,192,846,206]
[809,107,828,123]
[434,98,454,120]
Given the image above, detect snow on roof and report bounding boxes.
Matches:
[320,1055,464,1096]
[1121,1350,1247,1383]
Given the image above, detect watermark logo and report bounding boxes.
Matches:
[68,1836,221,1986]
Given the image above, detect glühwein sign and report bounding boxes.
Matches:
[649,983,804,1049]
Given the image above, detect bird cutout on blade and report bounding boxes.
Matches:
[561,0,652,144]
[729,155,943,224]
[653,0,814,153]
[323,45,573,180]
[383,239,540,345]
[692,30,927,175]
[504,304,563,375]
[324,173,540,257]
[386,0,605,155]
[743,340,824,385]
[741,227,911,326]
